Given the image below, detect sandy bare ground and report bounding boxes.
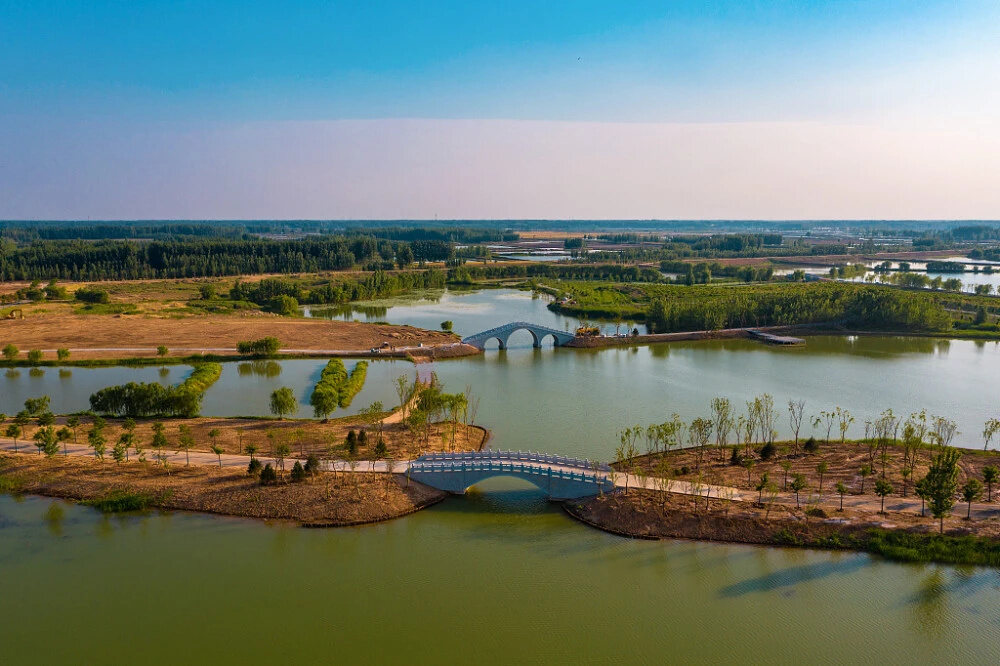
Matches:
[0,452,446,526]
[0,314,470,359]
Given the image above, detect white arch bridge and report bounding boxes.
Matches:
[407,450,614,500]
[461,321,577,350]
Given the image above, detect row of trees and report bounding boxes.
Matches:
[0,235,449,281]
[2,345,71,363]
[646,283,952,333]
[308,360,369,419]
[88,363,222,417]
[616,395,1000,532]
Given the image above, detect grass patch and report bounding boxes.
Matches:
[80,488,161,513]
[863,529,1000,567]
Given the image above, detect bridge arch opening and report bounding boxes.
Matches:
[480,336,507,351]
[500,328,537,349]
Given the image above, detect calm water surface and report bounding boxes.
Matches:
[2,491,999,664]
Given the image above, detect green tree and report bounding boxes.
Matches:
[924,448,961,533]
[983,418,1000,451]
[269,387,298,419]
[755,472,769,506]
[55,426,72,455]
[156,345,169,357]
[859,464,872,493]
[151,422,169,468]
[5,424,22,452]
[2,344,18,361]
[269,294,299,316]
[88,426,106,462]
[245,442,259,461]
[33,426,59,457]
[440,320,453,332]
[345,430,358,456]
[962,478,983,520]
[789,473,807,508]
[816,460,829,494]
[198,283,216,300]
[983,466,998,502]
[274,441,291,474]
[874,478,893,514]
[177,425,195,466]
[56,348,70,361]
[778,460,792,490]
[310,385,338,420]
[835,481,848,511]
[66,415,80,444]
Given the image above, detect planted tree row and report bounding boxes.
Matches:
[89,363,222,417]
[308,360,369,419]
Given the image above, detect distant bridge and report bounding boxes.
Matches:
[407,450,614,500]
[462,321,577,350]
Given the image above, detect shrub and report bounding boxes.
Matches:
[82,489,154,513]
[290,461,306,482]
[441,320,454,332]
[759,441,776,460]
[805,507,828,518]
[260,463,278,485]
[268,295,300,316]
[247,458,263,477]
[27,349,43,364]
[56,348,70,361]
[304,454,321,476]
[803,437,819,453]
[75,286,110,304]
[236,336,281,357]
[729,445,742,466]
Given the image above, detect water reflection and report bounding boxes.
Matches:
[5,369,20,379]
[28,367,44,377]
[718,556,871,598]
[237,360,282,378]
[58,369,72,379]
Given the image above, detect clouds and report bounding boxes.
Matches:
[3,118,998,219]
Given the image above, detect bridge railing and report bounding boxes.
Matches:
[415,450,610,472]
[408,460,613,486]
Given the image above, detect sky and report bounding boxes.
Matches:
[2,0,999,220]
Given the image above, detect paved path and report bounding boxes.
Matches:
[4,436,1000,519]
[32,342,469,357]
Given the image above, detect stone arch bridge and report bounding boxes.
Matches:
[461,321,576,350]
[407,450,614,500]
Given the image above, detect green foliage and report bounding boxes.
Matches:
[259,463,278,485]
[290,461,306,482]
[759,441,776,460]
[74,286,110,304]
[2,344,18,361]
[924,448,961,529]
[247,458,263,477]
[269,387,298,418]
[236,337,281,357]
[27,349,42,364]
[89,363,221,417]
[156,345,169,357]
[56,348,70,361]
[268,294,300,316]
[304,454,321,476]
[803,437,819,453]
[440,320,453,332]
[864,529,1000,566]
[81,489,155,513]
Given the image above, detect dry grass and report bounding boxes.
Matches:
[567,488,1000,543]
[1,314,462,359]
[622,440,1000,500]
[0,452,446,526]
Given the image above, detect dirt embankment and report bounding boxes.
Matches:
[0,453,446,526]
[565,488,1000,546]
[0,315,474,360]
[565,325,810,348]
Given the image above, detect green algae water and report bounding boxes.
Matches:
[3,489,1000,664]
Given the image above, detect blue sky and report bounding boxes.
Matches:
[2,1,999,218]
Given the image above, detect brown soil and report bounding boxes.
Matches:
[621,440,1000,500]
[566,488,1000,543]
[1,314,469,359]
[0,452,446,526]
[23,415,488,462]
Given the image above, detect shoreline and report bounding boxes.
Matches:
[562,489,1000,567]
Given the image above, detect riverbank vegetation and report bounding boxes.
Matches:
[88,363,222,417]
[543,280,1000,335]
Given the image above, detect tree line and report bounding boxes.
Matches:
[89,363,223,417]
[0,235,455,281]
